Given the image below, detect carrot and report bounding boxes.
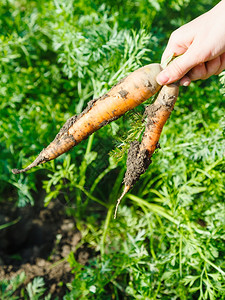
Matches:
[114,83,179,218]
[12,63,162,174]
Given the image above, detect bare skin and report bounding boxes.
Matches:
[156,0,225,86]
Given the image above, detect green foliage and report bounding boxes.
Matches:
[220,71,225,96]
[65,202,225,299]
[1,0,224,299]
[0,273,50,300]
[26,277,51,300]
[64,78,225,299]
[0,272,26,300]
[0,218,20,230]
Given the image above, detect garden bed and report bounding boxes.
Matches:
[0,199,90,298]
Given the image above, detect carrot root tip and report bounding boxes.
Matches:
[114,185,130,219]
[12,169,22,174]
[12,151,50,174]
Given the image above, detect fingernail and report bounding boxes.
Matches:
[156,72,170,85]
[182,81,190,87]
[180,77,191,87]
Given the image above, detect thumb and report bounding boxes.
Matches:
[157,50,198,85]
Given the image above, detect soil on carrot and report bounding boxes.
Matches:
[124,140,152,188]
[123,84,179,190]
[123,104,161,188]
[0,198,91,298]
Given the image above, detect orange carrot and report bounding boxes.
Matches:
[114,83,179,218]
[12,63,162,174]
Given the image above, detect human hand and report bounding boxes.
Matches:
[156,0,225,86]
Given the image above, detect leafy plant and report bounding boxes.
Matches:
[0,273,51,300]
[220,71,225,95]
[26,277,51,300]
[0,272,26,300]
[1,0,224,299]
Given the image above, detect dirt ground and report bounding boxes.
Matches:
[0,198,90,298]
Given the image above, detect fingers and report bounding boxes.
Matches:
[158,52,225,86]
[179,76,191,87]
[187,63,207,81]
[161,44,187,65]
[157,47,200,85]
[161,27,194,64]
[215,53,225,75]
[188,57,221,81]
[180,54,225,84]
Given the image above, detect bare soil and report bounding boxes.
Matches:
[0,198,90,298]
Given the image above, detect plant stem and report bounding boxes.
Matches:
[100,205,114,256]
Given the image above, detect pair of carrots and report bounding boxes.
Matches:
[114,82,179,217]
[12,63,179,216]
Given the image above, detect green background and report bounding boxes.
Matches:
[0,0,224,299]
